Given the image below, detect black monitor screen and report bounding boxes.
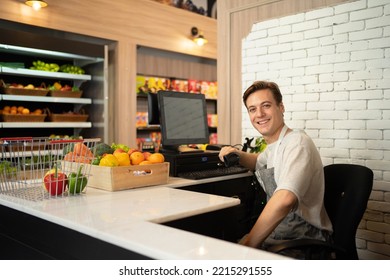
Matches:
[157,91,209,150]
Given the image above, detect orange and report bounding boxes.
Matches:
[17,106,24,113]
[139,160,152,165]
[22,108,30,115]
[148,153,165,164]
[33,109,43,115]
[114,152,131,166]
[130,151,145,165]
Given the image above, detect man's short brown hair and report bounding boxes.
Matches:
[243,81,283,107]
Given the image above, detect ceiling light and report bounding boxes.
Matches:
[191,27,208,46]
[25,0,48,11]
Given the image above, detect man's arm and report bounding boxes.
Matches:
[241,189,298,248]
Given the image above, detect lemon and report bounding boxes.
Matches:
[99,154,119,167]
[114,152,131,166]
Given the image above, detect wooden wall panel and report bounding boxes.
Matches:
[0,0,216,146]
[137,47,217,81]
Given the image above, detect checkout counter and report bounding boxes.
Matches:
[0,173,284,260]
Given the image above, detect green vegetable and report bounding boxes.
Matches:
[0,161,17,175]
[249,137,267,153]
[93,142,114,157]
[91,155,102,165]
[111,142,129,153]
[68,165,88,194]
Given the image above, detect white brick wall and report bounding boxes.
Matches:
[242,0,390,260]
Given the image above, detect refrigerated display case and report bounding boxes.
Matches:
[0,25,110,142]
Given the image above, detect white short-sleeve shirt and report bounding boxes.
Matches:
[256,129,333,232]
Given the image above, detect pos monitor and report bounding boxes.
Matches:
[157,90,209,153]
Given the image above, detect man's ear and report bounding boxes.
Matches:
[280,102,285,113]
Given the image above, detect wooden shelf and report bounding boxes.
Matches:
[0,94,92,104]
[1,122,92,128]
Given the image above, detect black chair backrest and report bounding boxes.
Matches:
[323,164,373,259]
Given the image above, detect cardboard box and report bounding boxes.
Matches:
[87,162,170,191]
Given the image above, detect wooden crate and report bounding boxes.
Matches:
[1,113,47,122]
[47,114,88,122]
[49,90,83,98]
[87,162,169,191]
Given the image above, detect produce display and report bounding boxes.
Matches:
[1,105,44,115]
[60,64,85,75]
[48,81,80,92]
[30,60,60,72]
[29,60,85,75]
[92,142,165,167]
[7,83,47,90]
[1,140,166,197]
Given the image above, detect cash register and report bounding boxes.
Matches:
[155,90,249,179]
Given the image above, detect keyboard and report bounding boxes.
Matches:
[177,165,250,180]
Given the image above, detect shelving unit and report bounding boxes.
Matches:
[135,46,218,149]
[0,43,106,139]
[0,66,92,81]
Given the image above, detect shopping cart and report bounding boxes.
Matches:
[0,137,100,201]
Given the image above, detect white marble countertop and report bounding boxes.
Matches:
[0,175,287,260]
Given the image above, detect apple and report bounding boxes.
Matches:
[127,148,138,156]
[60,85,72,91]
[113,148,125,155]
[143,152,152,160]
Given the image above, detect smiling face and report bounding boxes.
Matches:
[245,88,285,144]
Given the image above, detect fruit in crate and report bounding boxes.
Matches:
[114,152,131,166]
[147,153,165,164]
[60,85,72,91]
[91,142,166,166]
[99,154,119,167]
[113,148,125,155]
[24,84,35,89]
[93,143,114,157]
[142,152,152,160]
[43,166,68,196]
[130,151,145,165]
[48,82,79,92]
[111,143,130,153]
[1,105,43,115]
[8,83,24,88]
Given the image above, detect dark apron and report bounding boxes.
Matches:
[255,167,328,247]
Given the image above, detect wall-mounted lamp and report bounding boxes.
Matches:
[25,0,48,11]
[191,27,208,46]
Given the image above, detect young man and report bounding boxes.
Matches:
[219,81,333,258]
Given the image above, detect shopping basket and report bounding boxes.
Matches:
[0,137,100,201]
